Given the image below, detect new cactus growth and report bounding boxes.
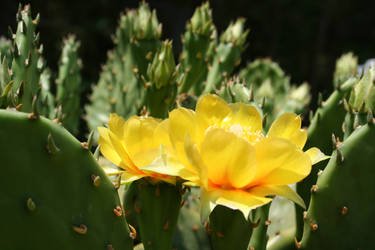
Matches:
[178,2,216,95]
[86,1,162,131]
[203,18,249,94]
[333,52,358,89]
[56,35,82,134]
[239,58,311,128]
[10,4,45,112]
[143,40,178,118]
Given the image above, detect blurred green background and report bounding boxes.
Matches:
[1,0,375,102]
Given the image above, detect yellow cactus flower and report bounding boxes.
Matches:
[166,94,328,221]
[98,114,183,184]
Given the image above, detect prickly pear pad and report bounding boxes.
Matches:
[0,110,132,250]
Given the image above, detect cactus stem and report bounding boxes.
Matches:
[294,237,302,249]
[310,185,319,193]
[113,206,122,217]
[129,224,137,239]
[341,206,348,216]
[72,224,88,235]
[163,221,169,230]
[26,198,36,212]
[309,110,313,122]
[46,133,60,154]
[336,148,344,164]
[309,219,318,231]
[91,174,101,187]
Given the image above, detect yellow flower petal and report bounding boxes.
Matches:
[108,113,125,138]
[252,137,311,186]
[140,146,184,177]
[169,108,199,173]
[98,127,122,166]
[169,107,198,144]
[123,116,161,167]
[154,119,172,147]
[120,171,146,184]
[249,185,306,209]
[184,134,207,187]
[267,113,307,149]
[305,147,330,165]
[107,129,139,172]
[226,102,262,133]
[200,129,257,189]
[200,188,272,222]
[196,94,231,132]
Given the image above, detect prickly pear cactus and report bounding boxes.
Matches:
[123,179,182,250]
[10,4,45,112]
[173,188,211,250]
[300,121,375,249]
[0,109,133,250]
[56,35,82,135]
[177,2,216,95]
[333,52,358,89]
[142,40,178,118]
[86,1,162,130]
[238,58,311,128]
[202,18,249,94]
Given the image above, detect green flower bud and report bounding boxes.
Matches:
[334,52,358,88]
[220,18,249,47]
[147,40,176,88]
[133,1,162,40]
[189,2,215,37]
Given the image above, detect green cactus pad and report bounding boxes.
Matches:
[301,122,375,249]
[124,179,182,250]
[173,188,211,250]
[0,109,133,250]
